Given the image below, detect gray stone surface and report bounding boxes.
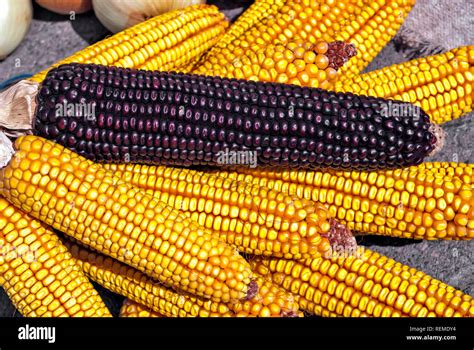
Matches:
[0,1,472,316]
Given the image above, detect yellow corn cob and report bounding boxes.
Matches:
[65,239,234,317]
[0,198,111,317]
[119,299,164,317]
[30,5,229,82]
[202,40,353,88]
[335,46,474,124]
[0,136,254,303]
[195,0,356,73]
[193,0,363,85]
[195,0,415,84]
[201,0,286,62]
[252,248,474,317]
[104,164,358,260]
[334,0,416,79]
[212,163,474,240]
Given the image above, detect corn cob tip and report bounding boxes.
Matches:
[0,80,38,138]
[244,280,259,301]
[327,41,357,71]
[327,218,357,254]
[428,123,446,156]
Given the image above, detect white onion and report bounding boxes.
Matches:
[92,0,205,33]
[0,0,33,60]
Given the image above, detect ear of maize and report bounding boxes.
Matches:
[31,63,441,171]
[0,198,111,317]
[0,136,254,303]
[202,40,356,88]
[30,4,229,82]
[252,247,474,317]
[119,299,164,317]
[65,239,235,317]
[335,46,474,124]
[104,163,352,260]
[194,0,416,83]
[195,0,361,87]
[194,0,361,75]
[213,162,474,240]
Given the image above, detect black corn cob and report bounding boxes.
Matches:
[34,63,443,170]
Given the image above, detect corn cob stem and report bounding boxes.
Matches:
[0,198,111,317]
[30,5,229,83]
[64,239,235,317]
[212,163,474,240]
[252,247,474,317]
[334,46,474,124]
[119,299,164,317]
[104,163,356,259]
[0,136,255,303]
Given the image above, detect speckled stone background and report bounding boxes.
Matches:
[0,1,472,317]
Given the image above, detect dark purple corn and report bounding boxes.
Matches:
[33,63,443,170]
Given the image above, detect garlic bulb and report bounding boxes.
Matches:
[93,0,205,33]
[35,0,92,15]
[0,0,33,60]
